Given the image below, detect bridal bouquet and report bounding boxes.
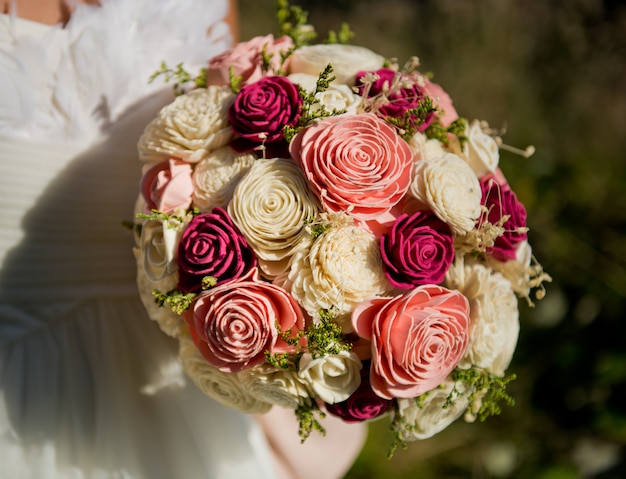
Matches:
[133,0,550,453]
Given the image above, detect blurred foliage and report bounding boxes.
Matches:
[239,0,626,476]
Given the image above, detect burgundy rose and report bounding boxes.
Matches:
[177,208,256,292]
[325,366,393,423]
[355,68,436,132]
[480,175,528,261]
[380,210,455,289]
[228,76,302,157]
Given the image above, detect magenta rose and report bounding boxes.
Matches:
[177,208,257,292]
[355,68,436,133]
[352,285,470,399]
[228,76,302,158]
[183,279,306,372]
[290,113,414,221]
[480,174,528,261]
[380,210,455,289]
[141,158,193,213]
[206,35,294,87]
[325,364,394,423]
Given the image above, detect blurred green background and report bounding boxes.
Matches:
[240,1,626,477]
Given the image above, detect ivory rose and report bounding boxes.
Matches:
[286,224,390,321]
[179,333,271,414]
[352,285,470,399]
[138,87,234,163]
[229,76,302,157]
[297,351,362,404]
[290,113,414,221]
[240,363,311,409]
[192,147,256,212]
[206,35,294,86]
[396,378,469,440]
[449,120,500,178]
[380,210,455,289]
[141,158,193,214]
[445,256,519,376]
[487,241,534,299]
[184,279,306,373]
[480,174,528,261]
[409,153,482,235]
[288,43,384,85]
[227,158,321,277]
[288,72,362,115]
[176,208,257,293]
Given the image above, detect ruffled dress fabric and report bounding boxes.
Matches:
[0,1,281,477]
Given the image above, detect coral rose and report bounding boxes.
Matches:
[140,158,193,214]
[290,113,413,221]
[184,279,306,373]
[352,285,470,399]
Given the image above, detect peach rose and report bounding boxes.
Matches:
[141,159,193,214]
[290,113,414,221]
[184,279,306,373]
[206,35,294,86]
[352,285,470,399]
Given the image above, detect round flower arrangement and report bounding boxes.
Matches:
[133,1,550,454]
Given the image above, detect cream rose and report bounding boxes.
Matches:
[227,158,321,277]
[486,241,534,300]
[288,44,385,85]
[297,351,362,404]
[286,224,391,321]
[179,333,271,414]
[408,132,447,162]
[240,363,311,409]
[138,86,234,163]
[134,248,182,338]
[409,153,482,235]
[192,147,256,212]
[449,120,500,178]
[287,73,362,115]
[396,379,469,441]
[445,255,519,376]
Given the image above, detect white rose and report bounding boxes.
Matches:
[409,153,482,235]
[286,224,390,321]
[192,147,256,212]
[227,158,321,277]
[445,255,519,376]
[138,86,234,163]
[179,333,271,414]
[408,132,447,162]
[134,248,182,337]
[396,379,469,441]
[288,73,362,115]
[486,241,533,299]
[297,351,362,404]
[449,120,499,178]
[288,44,384,85]
[137,218,186,282]
[239,363,311,409]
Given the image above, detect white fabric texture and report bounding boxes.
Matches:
[0,1,280,478]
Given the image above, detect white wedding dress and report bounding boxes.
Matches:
[0,1,283,477]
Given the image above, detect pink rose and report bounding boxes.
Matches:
[140,158,193,213]
[380,210,455,289]
[480,174,528,261]
[290,113,414,221]
[421,77,458,127]
[352,285,470,399]
[355,68,436,133]
[184,279,306,373]
[206,34,294,86]
[229,76,302,158]
[176,208,257,293]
